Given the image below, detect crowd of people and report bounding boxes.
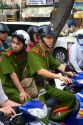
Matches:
[0,22,82,124]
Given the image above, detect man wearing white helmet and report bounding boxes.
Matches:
[0,24,20,124]
[69,29,83,73]
[1,30,31,102]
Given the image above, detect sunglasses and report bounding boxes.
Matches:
[0,31,8,34]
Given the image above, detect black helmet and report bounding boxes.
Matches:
[38,25,54,37]
[27,26,39,42]
[0,23,10,32]
[66,19,76,28]
[28,26,38,35]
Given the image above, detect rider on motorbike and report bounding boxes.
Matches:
[25,25,77,122]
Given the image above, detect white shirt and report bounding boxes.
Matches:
[0,82,8,105]
[69,41,83,73]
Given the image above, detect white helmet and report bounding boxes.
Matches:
[12,30,30,45]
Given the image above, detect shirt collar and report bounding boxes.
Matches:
[36,44,49,56]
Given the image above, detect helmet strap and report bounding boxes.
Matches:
[41,37,50,49]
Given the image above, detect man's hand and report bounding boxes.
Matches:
[20,90,31,102]
[60,76,72,84]
[64,71,75,77]
[56,74,72,84]
[0,106,16,116]
[10,73,31,101]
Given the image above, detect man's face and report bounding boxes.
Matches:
[43,36,54,49]
[33,34,39,44]
[11,37,23,53]
[69,26,76,33]
[0,31,8,41]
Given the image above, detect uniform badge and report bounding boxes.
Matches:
[6,50,13,56]
[42,52,45,57]
[34,48,39,54]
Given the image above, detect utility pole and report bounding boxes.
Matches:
[18,0,22,21]
[19,0,22,21]
[1,0,3,15]
[19,0,25,21]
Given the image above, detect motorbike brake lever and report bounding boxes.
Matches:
[10,112,22,122]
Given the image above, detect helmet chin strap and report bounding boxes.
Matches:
[41,38,50,49]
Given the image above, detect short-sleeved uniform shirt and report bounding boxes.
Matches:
[26,44,61,78]
[1,47,27,102]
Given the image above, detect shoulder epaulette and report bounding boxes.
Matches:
[42,52,45,57]
[5,50,13,56]
[34,48,39,54]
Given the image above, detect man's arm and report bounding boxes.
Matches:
[37,68,72,84]
[0,99,20,107]
[0,83,20,116]
[57,64,74,77]
[10,72,30,101]
[37,69,60,79]
[57,64,65,72]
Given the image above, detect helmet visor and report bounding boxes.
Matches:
[0,31,8,34]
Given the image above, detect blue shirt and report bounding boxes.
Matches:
[0,40,10,52]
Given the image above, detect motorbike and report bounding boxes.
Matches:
[0,88,66,125]
[0,89,48,125]
[49,72,83,125]
[1,73,83,125]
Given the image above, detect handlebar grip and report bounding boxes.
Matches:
[12,106,21,114]
[0,111,5,123]
[0,111,4,116]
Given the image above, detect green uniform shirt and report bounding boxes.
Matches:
[1,47,27,102]
[26,44,61,77]
[0,40,10,76]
